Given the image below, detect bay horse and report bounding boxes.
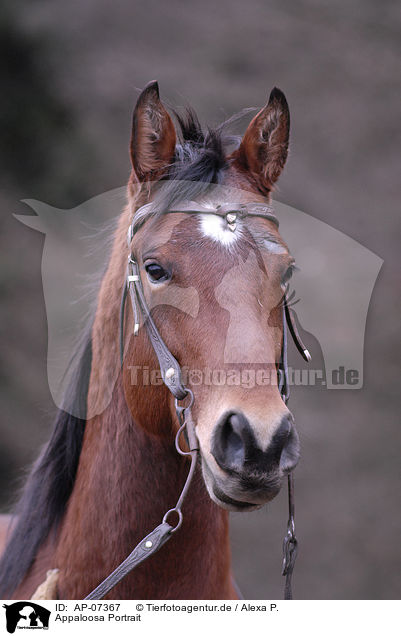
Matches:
[0,81,303,599]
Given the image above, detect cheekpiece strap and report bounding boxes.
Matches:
[120,257,187,400]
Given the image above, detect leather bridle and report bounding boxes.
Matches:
[85,200,311,601]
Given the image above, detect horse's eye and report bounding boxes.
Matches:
[145,262,170,283]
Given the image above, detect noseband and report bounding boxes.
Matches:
[85,200,310,600]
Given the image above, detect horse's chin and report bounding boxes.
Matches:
[208,484,263,512]
[200,456,281,513]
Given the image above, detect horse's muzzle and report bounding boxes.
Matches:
[203,410,300,510]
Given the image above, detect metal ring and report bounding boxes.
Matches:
[174,388,194,411]
[174,421,191,456]
[162,508,183,532]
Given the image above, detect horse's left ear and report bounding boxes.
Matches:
[130,80,176,182]
[232,87,290,194]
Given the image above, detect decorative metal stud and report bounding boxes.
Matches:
[165,367,175,380]
[145,540,153,549]
[226,212,237,232]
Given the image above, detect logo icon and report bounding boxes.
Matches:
[2,602,50,633]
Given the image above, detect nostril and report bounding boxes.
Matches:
[212,411,299,477]
[221,414,245,467]
[212,411,250,472]
[279,423,300,473]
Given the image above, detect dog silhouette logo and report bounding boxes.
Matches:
[2,602,50,633]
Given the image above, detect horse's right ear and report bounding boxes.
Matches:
[232,87,290,194]
[130,81,176,182]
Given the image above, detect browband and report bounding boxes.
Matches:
[127,200,279,244]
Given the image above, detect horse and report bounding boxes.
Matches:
[0,81,302,599]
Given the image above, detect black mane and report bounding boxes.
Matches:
[0,327,92,597]
[166,107,243,205]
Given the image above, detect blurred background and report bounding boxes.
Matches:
[0,0,399,599]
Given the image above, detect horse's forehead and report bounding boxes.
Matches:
[136,212,189,252]
[136,216,288,312]
[137,210,288,259]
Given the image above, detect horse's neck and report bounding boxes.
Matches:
[55,379,232,598]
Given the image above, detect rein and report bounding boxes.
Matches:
[85,201,310,600]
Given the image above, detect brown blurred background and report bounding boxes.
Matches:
[0,0,399,599]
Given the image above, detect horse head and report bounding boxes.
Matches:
[122,81,300,511]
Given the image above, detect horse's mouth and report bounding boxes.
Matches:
[211,481,261,511]
[201,457,279,512]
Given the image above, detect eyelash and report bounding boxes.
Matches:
[282,263,298,286]
[277,288,300,311]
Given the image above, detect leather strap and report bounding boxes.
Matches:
[278,303,290,404]
[120,258,187,399]
[130,200,279,238]
[284,300,311,362]
[85,522,174,600]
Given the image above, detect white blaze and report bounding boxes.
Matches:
[199,213,241,246]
